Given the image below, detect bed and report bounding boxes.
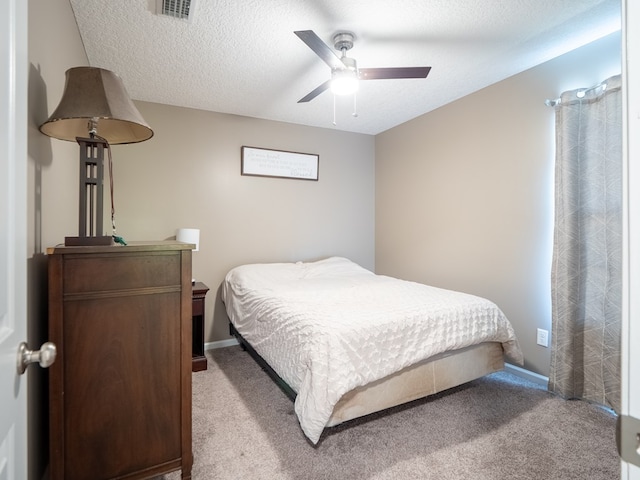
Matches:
[221,256,523,444]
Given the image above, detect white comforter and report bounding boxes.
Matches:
[221,257,523,444]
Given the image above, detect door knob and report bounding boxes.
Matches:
[16,341,57,375]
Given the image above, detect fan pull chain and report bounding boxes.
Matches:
[331,93,359,125]
[333,94,337,126]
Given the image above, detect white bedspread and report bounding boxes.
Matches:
[221,257,523,444]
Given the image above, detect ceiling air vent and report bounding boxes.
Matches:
[156,0,196,22]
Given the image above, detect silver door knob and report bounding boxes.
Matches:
[16,341,57,375]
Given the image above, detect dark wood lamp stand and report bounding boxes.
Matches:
[64,135,113,246]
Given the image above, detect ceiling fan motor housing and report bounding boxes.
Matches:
[339,56,357,72]
[333,32,355,52]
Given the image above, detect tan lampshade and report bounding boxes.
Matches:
[39,66,153,144]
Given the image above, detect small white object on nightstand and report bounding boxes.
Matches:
[176,227,200,284]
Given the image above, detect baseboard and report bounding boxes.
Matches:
[504,362,549,388]
[205,338,239,351]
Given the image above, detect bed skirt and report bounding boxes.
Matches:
[326,341,504,426]
[230,321,504,428]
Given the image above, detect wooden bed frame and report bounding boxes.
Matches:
[229,321,506,428]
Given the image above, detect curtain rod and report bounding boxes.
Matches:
[545,76,618,107]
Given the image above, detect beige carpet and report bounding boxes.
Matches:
[160,346,619,480]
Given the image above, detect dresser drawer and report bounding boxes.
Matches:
[62,250,181,293]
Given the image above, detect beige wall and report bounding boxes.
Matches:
[28,0,88,252]
[111,102,375,341]
[375,32,622,376]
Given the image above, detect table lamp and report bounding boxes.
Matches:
[39,66,153,246]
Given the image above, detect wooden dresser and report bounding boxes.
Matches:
[47,241,193,480]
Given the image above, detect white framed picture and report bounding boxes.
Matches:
[241,146,319,181]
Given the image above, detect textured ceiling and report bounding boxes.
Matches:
[68,0,620,135]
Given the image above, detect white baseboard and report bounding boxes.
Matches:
[505,362,549,388]
[205,338,239,351]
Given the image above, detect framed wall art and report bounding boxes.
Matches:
[241,146,319,181]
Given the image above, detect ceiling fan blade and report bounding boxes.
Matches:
[295,30,345,70]
[298,80,331,103]
[359,66,431,80]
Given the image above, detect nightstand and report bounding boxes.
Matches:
[192,282,210,372]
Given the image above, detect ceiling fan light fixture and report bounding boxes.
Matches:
[331,71,359,96]
[330,61,359,96]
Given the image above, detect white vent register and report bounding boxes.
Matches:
[156,0,195,21]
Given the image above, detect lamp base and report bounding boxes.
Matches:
[65,235,114,247]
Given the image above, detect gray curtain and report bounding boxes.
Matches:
[549,74,622,413]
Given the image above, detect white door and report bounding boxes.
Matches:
[0,0,29,478]
[622,0,640,477]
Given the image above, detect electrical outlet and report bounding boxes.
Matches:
[537,328,549,347]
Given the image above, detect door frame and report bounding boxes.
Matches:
[0,0,29,478]
[621,0,640,476]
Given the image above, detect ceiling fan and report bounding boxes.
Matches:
[295,30,431,103]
